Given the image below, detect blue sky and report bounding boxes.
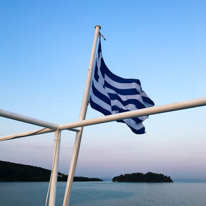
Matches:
[0,0,206,179]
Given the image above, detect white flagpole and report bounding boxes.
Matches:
[62,25,101,206]
[48,129,61,206]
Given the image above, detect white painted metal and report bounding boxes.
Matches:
[0,109,79,132]
[1,97,206,142]
[62,25,101,206]
[48,129,61,206]
[0,109,59,129]
[59,97,206,130]
[0,127,80,142]
[0,128,55,142]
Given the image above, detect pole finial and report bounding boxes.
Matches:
[95,25,101,30]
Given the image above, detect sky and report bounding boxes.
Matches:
[0,0,206,179]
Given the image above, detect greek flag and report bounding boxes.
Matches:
[89,39,154,134]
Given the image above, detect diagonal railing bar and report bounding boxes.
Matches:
[0,127,80,142]
[0,109,59,129]
[0,109,78,132]
[0,128,55,142]
[59,97,206,130]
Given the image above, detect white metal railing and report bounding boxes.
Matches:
[1,25,206,206]
[0,109,80,142]
[1,97,206,142]
[1,96,206,205]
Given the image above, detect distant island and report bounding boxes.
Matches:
[0,160,103,182]
[112,172,173,183]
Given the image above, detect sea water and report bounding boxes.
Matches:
[0,181,206,206]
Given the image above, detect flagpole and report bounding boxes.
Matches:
[62,25,101,206]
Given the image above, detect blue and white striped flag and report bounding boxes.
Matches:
[89,39,154,134]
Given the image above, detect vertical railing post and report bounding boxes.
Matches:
[48,129,61,206]
[62,25,101,206]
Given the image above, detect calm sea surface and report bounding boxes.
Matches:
[0,181,206,206]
